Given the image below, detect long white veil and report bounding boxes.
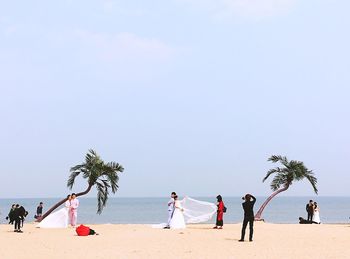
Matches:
[180,197,217,223]
[152,196,217,228]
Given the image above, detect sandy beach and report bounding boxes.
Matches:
[1,222,349,259]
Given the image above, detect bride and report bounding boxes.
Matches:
[169,195,186,229]
[313,202,321,224]
[37,195,72,228]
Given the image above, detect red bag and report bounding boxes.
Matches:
[76,224,90,236]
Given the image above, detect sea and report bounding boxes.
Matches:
[1,197,349,224]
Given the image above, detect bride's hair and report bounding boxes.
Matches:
[174,195,178,200]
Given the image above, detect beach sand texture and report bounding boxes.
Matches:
[1,222,349,259]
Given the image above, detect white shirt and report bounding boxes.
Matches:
[168,198,175,211]
[70,198,79,209]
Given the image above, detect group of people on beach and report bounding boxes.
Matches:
[165,192,257,242]
[38,193,80,228]
[4,193,80,232]
[299,200,321,224]
[6,204,28,233]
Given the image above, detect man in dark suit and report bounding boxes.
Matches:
[239,194,256,242]
[306,200,314,221]
[13,205,28,233]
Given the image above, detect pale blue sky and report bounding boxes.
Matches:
[0,0,349,198]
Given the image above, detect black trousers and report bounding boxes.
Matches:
[307,212,313,221]
[241,217,254,241]
[14,218,21,230]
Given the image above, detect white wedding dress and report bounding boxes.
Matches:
[313,208,321,224]
[37,201,70,228]
[152,197,217,229]
[169,200,186,229]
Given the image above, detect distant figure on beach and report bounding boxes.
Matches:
[13,204,28,233]
[313,202,321,224]
[70,193,79,227]
[6,204,16,224]
[164,192,176,229]
[239,194,256,242]
[35,202,44,219]
[306,200,314,221]
[213,195,225,229]
[298,217,319,224]
[38,195,71,228]
[169,195,186,229]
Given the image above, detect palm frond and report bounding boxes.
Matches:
[270,173,287,191]
[67,170,81,189]
[263,168,280,182]
[304,170,318,194]
[268,155,287,164]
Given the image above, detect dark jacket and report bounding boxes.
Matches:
[242,195,256,218]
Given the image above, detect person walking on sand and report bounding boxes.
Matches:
[70,193,79,227]
[164,192,176,229]
[306,200,314,221]
[239,194,256,242]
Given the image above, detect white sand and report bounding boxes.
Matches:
[1,222,349,258]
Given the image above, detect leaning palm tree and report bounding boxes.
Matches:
[254,155,317,221]
[38,149,124,221]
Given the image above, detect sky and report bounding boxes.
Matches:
[0,0,349,198]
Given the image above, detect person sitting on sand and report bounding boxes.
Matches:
[298,217,319,224]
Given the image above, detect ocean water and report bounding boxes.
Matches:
[1,197,349,224]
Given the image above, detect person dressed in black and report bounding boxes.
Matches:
[35,202,43,219]
[306,200,314,221]
[13,204,28,233]
[6,204,16,224]
[299,217,319,224]
[239,194,256,242]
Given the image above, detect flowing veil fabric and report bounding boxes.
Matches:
[152,197,216,228]
[180,197,217,223]
[37,208,69,228]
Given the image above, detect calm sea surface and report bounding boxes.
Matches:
[1,197,349,224]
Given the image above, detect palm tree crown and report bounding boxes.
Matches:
[263,155,318,194]
[67,149,124,214]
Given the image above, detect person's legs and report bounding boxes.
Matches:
[240,218,248,241]
[167,210,173,227]
[14,219,21,232]
[72,209,77,227]
[249,218,254,241]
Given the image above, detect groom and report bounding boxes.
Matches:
[164,192,176,229]
[306,200,314,221]
[70,193,80,227]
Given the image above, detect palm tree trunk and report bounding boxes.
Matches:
[254,185,289,221]
[37,184,93,222]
